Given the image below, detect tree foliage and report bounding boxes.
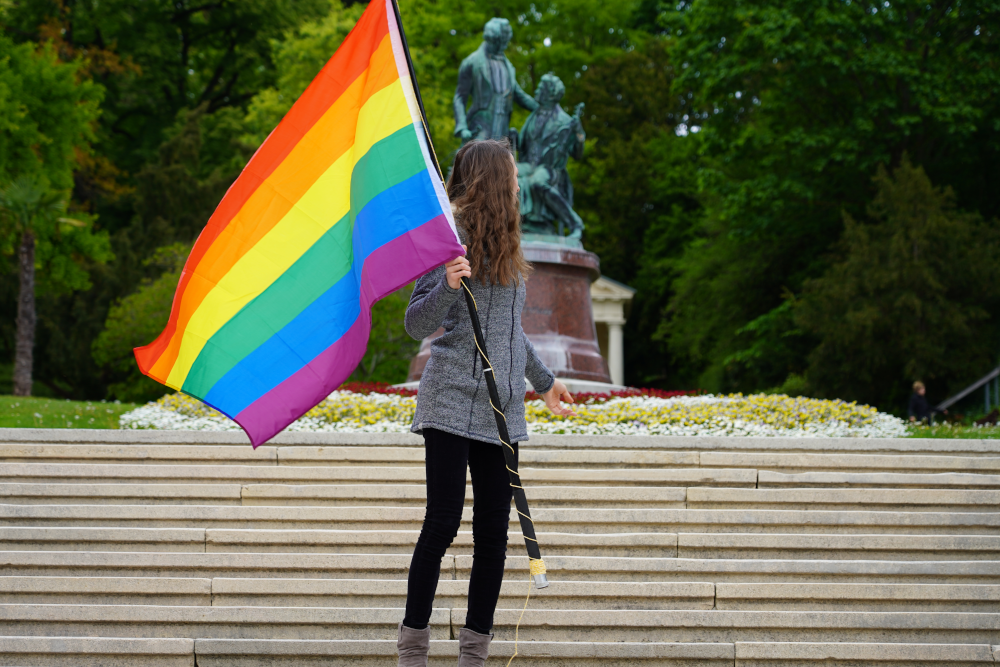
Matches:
[797,157,1000,407]
[91,244,188,402]
[660,0,1000,402]
[0,35,102,190]
[4,0,330,180]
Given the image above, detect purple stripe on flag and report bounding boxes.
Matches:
[233,213,462,446]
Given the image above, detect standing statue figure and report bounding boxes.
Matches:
[517,73,586,240]
[453,18,538,143]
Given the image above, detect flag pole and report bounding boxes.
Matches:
[390,0,548,588]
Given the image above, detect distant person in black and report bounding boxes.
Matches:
[908,381,930,423]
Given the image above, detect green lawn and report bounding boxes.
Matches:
[908,423,1000,439]
[1,396,139,429]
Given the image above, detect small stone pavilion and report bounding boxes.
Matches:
[589,276,636,387]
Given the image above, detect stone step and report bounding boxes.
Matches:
[4,504,998,533]
[468,608,1000,643]
[10,462,1000,491]
[0,636,194,666]
[0,463,756,487]
[0,444,702,469]
[0,484,243,505]
[758,471,1000,489]
[0,483,688,509]
[27,527,1000,562]
[0,445,279,466]
[687,488,1000,512]
[206,529,678,557]
[676,533,1000,561]
[3,604,999,643]
[0,605,451,640]
[734,642,999,666]
[194,638,735,667]
[6,484,1000,513]
[6,428,998,456]
[715,583,1000,612]
[191,639,1000,667]
[702,452,1000,474]
[239,484,687,508]
[6,527,998,561]
[4,636,992,667]
[0,576,212,606]
[213,578,712,610]
[482,555,1000,584]
[0,527,680,557]
[0,527,207,553]
[8,576,994,612]
[280,446,703,468]
[0,551,438,579]
[0,576,713,610]
[6,445,1000,475]
[9,551,993,583]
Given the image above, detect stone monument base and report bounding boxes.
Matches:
[406,240,611,385]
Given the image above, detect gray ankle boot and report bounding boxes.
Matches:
[397,622,430,667]
[457,627,493,667]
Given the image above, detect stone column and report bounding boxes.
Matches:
[607,320,625,386]
[589,276,636,388]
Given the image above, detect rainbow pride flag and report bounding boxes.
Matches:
[134,0,462,446]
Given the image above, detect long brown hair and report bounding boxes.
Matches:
[447,139,531,286]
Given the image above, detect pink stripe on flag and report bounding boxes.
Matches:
[233,214,462,446]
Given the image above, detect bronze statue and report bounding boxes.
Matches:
[453,18,537,143]
[517,73,586,240]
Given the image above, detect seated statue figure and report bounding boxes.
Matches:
[517,73,586,240]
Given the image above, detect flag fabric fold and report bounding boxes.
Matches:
[134,0,462,446]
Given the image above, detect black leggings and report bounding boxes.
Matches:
[402,428,516,635]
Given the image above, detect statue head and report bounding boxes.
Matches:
[534,73,565,108]
[483,18,513,56]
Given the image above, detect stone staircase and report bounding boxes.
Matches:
[0,428,998,665]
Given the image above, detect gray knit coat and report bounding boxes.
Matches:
[405,265,555,445]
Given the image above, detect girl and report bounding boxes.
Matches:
[397,139,574,667]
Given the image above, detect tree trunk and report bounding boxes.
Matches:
[13,230,36,397]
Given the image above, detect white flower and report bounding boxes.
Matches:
[120,390,908,438]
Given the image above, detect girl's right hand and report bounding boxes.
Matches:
[446,245,471,290]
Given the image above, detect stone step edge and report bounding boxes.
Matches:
[7,483,1000,503]
[0,637,995,664]
[5,428,1000,454]
[4,605,1000,625]
[4,576,1000,605]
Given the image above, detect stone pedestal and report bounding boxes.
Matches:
[406,240,611,385]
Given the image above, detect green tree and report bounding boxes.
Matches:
[659,0,1000,395]
[796,157,1000,408]
[92,244,188,402]
[570,38,703,387]
[240,2,366,146]
[0,37,102,189]
[4,0,331,181]
[0,35,108,396]
[0,178,112,396]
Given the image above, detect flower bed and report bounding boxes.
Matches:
[119,386,907,438]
